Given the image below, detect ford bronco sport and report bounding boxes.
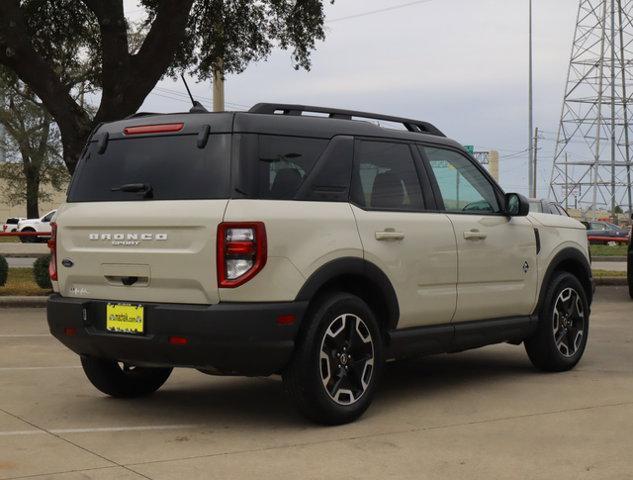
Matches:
[47,103,593,424]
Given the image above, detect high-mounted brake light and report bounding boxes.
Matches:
[217,222,267,288]
[48,222,58,281]
[123,123,184,135]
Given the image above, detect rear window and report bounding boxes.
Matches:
[237,135,328,200]
[68,134,230,202]
[5,218,19,224]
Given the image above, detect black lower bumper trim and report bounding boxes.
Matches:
[47,294,307,376]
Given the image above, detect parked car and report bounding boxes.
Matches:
[47,103,593,424]
[2,217,25,233]
[585,221,630,245]
[17,210,57,243]
[528,198,569,216]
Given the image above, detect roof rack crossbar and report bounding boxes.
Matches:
[248,103,445,137]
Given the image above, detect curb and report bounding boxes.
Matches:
[0,296,49,308]
[594,277,628,286]
[593,256,627,262]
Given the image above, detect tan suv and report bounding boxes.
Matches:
[47,103,594,424]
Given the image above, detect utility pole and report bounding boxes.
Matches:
[528,0,534,198]
[610,0,617,222]
[212,64,225,112]
[533,127,539,198]
[564,152,569,210]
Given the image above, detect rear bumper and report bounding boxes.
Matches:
[47,294,307,376]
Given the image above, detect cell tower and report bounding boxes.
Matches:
[550,0,633,215]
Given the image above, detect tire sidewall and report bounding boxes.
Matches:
[290,293,383,424]
[539,272,590,368]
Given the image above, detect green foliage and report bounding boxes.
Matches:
[33,255,52,290]
[0,255,7,287]
[161,0,334,78]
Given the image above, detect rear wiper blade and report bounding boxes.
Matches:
[111,183,153,198]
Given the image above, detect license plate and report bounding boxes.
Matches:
[106,303,144,334]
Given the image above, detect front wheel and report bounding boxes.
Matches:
[525,272,589,372]
[283,293,383,425]
[80,356,172,398]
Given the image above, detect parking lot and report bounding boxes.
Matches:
[0,286,631,480]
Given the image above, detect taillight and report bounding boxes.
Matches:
[217,222,267,288]
[48,222,58,281]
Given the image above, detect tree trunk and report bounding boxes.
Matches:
[60,119,92,175]
[24,168,40,219]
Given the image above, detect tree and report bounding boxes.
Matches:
[0,72,68,218]
[0,0,333,174]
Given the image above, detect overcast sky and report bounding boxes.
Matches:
[129,0,580,197]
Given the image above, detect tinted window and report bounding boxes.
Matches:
[41,212,55,222]
[423,147,500,213]
[238,135,328,200]
[6,218,19,224]
[352,141,423,211]
[303,137,353,202]
[68,134,230,202]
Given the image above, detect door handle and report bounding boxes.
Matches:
[463,229,487,240]
[375,229,405,241]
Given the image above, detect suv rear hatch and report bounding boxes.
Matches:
[56,115,232,305]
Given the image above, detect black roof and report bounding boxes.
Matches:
[94,103,461,150]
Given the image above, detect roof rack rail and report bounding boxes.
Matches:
[248,103,445,137]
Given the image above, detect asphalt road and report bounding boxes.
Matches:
[1,287,632,479]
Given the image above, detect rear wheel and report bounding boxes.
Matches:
[283,293,383,425]
[19,228,35,243]
[525,272,589,372]
[80,356,172,398]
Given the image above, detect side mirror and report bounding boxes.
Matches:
[505,193,530,217]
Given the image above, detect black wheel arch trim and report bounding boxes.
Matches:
[295,257,400,330]
[536,247,593,314]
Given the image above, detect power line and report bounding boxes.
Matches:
[327,0,436,24]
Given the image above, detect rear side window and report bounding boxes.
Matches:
[68,134,230,202]
[238,135,328,200]
[352,140,424,211]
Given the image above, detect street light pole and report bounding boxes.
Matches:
[528,0,534,198]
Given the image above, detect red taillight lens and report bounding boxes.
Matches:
[123,123,184,135]
[48,222,58,281]
[217,222,267,288]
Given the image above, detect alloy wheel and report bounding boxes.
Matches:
[553,287,585,357]
[319,313,375,405]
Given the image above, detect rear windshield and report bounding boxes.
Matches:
[68,134,230,202]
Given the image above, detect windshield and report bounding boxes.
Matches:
[528,201,542,213]
[68,134,230,202]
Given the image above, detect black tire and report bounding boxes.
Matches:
[19,228,35,243]
[80,355,172,398]
[283,293,383,425]
[525,272,590,372]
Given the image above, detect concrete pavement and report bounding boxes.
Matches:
[0,287,632,479]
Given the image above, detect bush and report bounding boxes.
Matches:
[0,255,7,286]
[33,254,52,290]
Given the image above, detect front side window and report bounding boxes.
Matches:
[590,223,606,231]
[352,141,424,211]
[422,147,500,214]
